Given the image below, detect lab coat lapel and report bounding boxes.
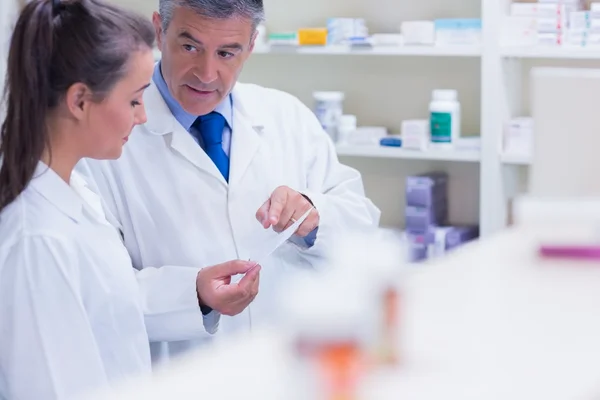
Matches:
[169,124,227,185]
[229,85,264,187]
[144,83,227,186]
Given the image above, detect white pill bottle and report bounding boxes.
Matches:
[313,91,345,142]
[429,89,461,148]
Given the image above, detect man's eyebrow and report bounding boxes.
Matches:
[178,31,244,51]
[178,31,202,46]
[220,43,244,51]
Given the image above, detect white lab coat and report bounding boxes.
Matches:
[0,164,216,399]
[78,82,381,362]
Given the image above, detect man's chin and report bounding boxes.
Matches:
[179,89,222,115]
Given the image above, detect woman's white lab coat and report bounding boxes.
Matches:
[78,81,381,362]
[0,164,214,399]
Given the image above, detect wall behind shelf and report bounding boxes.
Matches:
[340,157,480,227]
[241,56,481,136]
[261,0,480,32]
[243,0,482,227]
[112,0,481,28]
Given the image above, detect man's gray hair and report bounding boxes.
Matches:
[159,0,265,31]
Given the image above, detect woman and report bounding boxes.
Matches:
[0,0,162,398]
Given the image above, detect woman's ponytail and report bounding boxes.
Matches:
[0,0,56,212]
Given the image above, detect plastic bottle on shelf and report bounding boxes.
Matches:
[313,91,345,142]
[429,89,461,148]
[337,114,357,144]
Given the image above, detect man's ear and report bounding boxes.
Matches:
[248,30,258,53]
[64,83,92,121]
[153,12,164,50]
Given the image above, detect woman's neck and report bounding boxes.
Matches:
[42,120,82,184]
[41,151,79,184]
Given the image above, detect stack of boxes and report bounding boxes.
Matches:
[502,0,585,47]
[434,19,482,46]
[405,173,479,263]
[405,173,448,263]
[567,4,600,46]
[400,19,482,47]
[326,18,369,45]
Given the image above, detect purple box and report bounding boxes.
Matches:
[428,226,480,257]
[406,173,448,208]
[405,202,448,233]
[406,230,435,263]
[407,225,479,263]
[445,226,479,250]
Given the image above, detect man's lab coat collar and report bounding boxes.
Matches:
[143,82,258,136]
[29,162,83,222]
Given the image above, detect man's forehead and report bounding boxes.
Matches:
[171,6,254,28]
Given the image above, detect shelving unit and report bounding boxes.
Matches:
[501,46,600,60]
[242,2,484,232]
[154,46,481,59]
[336,145,480,162]
[501,153,531,166]
[487,2,600,234]
[253,45,482,57]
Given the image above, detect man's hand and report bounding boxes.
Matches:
[196,261,261,317]
[256,186,319,238]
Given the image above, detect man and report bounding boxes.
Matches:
[79,0,380,362]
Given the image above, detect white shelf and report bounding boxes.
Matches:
[501,153,531,166]
[253,45,481,57]
[336,145,480,162]
[501,46,600,60]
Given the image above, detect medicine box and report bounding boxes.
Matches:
[298,28,327,46]
[327,18,368,45]
[537,32,563,46]
[268,32,298,46]
[400,21,436,45]
[504,117,533,155]
[510,3,573,19]
[406,230,435,263]
[406,225,479,263]
[500,16,538,46]
[429,226,479,258]
[434,19,482,46]
[406,173,448,208]
[591,3,600,19]
[405,203,448,233]
[401,119,429,151]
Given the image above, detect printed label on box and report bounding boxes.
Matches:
[431,112,452,143]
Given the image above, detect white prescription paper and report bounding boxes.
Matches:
[248,208,312,265]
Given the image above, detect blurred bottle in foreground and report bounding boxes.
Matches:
[279,229,408,400]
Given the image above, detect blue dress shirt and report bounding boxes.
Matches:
[152,63,317,247]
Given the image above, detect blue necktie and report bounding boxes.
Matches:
[194,112,229,182]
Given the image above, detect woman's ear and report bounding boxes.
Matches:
[65,83,92,120]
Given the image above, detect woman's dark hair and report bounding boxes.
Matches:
[0,0,155,212]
